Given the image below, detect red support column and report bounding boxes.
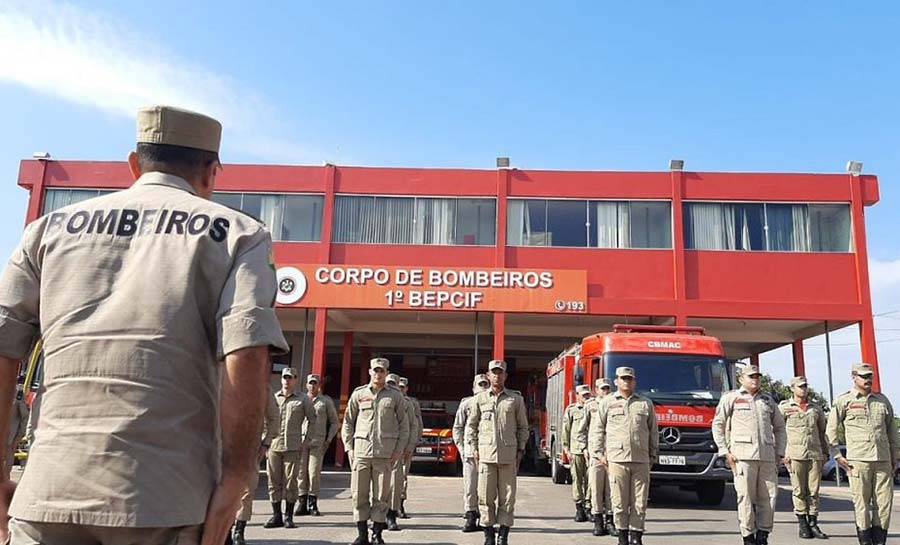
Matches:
[849,174,880,390]
[750,354,760,368]
[24,159,49,224]
[791,340,806,378]
[493,312,505,361]
[319,165,337,263]
[311,308,327,376]
[670,169,688,326]
[335,331,353,468]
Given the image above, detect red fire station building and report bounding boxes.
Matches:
[15,160,881,435]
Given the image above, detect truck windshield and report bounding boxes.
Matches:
[604,353,733,402]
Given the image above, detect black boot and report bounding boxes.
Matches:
[371,521,386,544]
[399,499,409,519]
[295,494,309,516]
[498,525,510,545]
[617,529,630,545]
[607,514,619,537]
[575,501,588,522]
[629,530,644,545]
[351,520,371,545]
[232,520,246,545]
[872,526,886,545]
[387,509,401,531]
[309,495,321,516]
[284,502,296,528]
[857,527,873,545]
[798,514,813,539]
[756,530,769,545]
[743,535,758,545]
[483,526,496,545]
[463,510,480,533]
[808,515,828,539]
[263,501,284,528]
[593,514,608,536]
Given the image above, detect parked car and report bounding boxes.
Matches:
[822,446,847,481]
[411,408,461,475]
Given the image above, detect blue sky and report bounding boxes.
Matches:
[0,1,898,398]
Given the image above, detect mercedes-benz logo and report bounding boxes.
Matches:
[661,427,681,445]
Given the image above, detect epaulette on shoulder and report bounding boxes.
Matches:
[352,384,369,393]
[211,201,269,228]
[507,389,522,397]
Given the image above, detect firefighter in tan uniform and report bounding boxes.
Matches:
[342,358,410,545]
[295,373,338,518]
[397,377,422,519]
[453,374,490,532]
[0,105,289,545]
[232,384,280,545]
[826,363,900,545]
[264,367,312,529]
[466,360,529,545]
[2,390,27,480]
[562,384,592,523]
[587,377,616,536]
[712,365,786,545]
[592,367,658,545]
[778,376,829,540]
[386,373,412,532]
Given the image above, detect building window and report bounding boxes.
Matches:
[508,199,672,248]
[332,195,496,245]
[684,202,852,252]
[42,189,113,214]
[211,192,323,242]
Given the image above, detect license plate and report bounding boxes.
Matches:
[415,446,431,454]
[658,455,685,465]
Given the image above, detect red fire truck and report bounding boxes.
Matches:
[541,325,735,505]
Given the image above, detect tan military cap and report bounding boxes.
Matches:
[615,366,635,378]
[386,373,400,384]
[791,376,809,387]
[306,373,321,384]
[281,367,297,379]
[370,357,389,370]
[852,363,874,376]
[488,359,507,372]
[576,384,591,395]
[473,374,488,386]
[740,365,761,377]
[398,377,409,387]
[595,378,612,389]
[136,105,222,154]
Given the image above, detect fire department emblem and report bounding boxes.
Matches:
[276,267,307,305]
[660,427,681,445]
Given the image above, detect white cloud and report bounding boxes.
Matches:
[0,0,320,163]
[764,257,900,404]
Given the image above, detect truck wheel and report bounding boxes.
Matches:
[696,480,725,505]
[551,443,567,484]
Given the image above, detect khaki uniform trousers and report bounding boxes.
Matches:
[570,453,588,502]
[390,458,406,510]
[298,444,326,497]
[10,519,201,545]
[267,449,300,503]
[237,458,261,522]
[352,457,392,523]
[1,445,15,481]
[478,462,517,527]
[609,462,650,531]
[848,460,894,530]
[402,458,412,499]
[733,460,778,537]
[788,459,822,515]
[588,458,612,515]
[462,456,479,512]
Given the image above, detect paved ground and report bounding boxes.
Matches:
[241,469,900,544]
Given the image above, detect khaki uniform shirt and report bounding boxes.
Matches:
[584,398,602,459]
[465,388,529,465]
[7,398,28,446]
[712,388,786,462]
[0,172,288,527]
[590,392,659,464]
[272,390,312,452]
[403,395,419,453]
[342,384,410,459]
[453,396,475,458]
[826,390,900,462]
[302,394,338,448]
[562,402,589,454]
[407,396,424,449]
[778,398,828,461]
[262,389,279,447]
